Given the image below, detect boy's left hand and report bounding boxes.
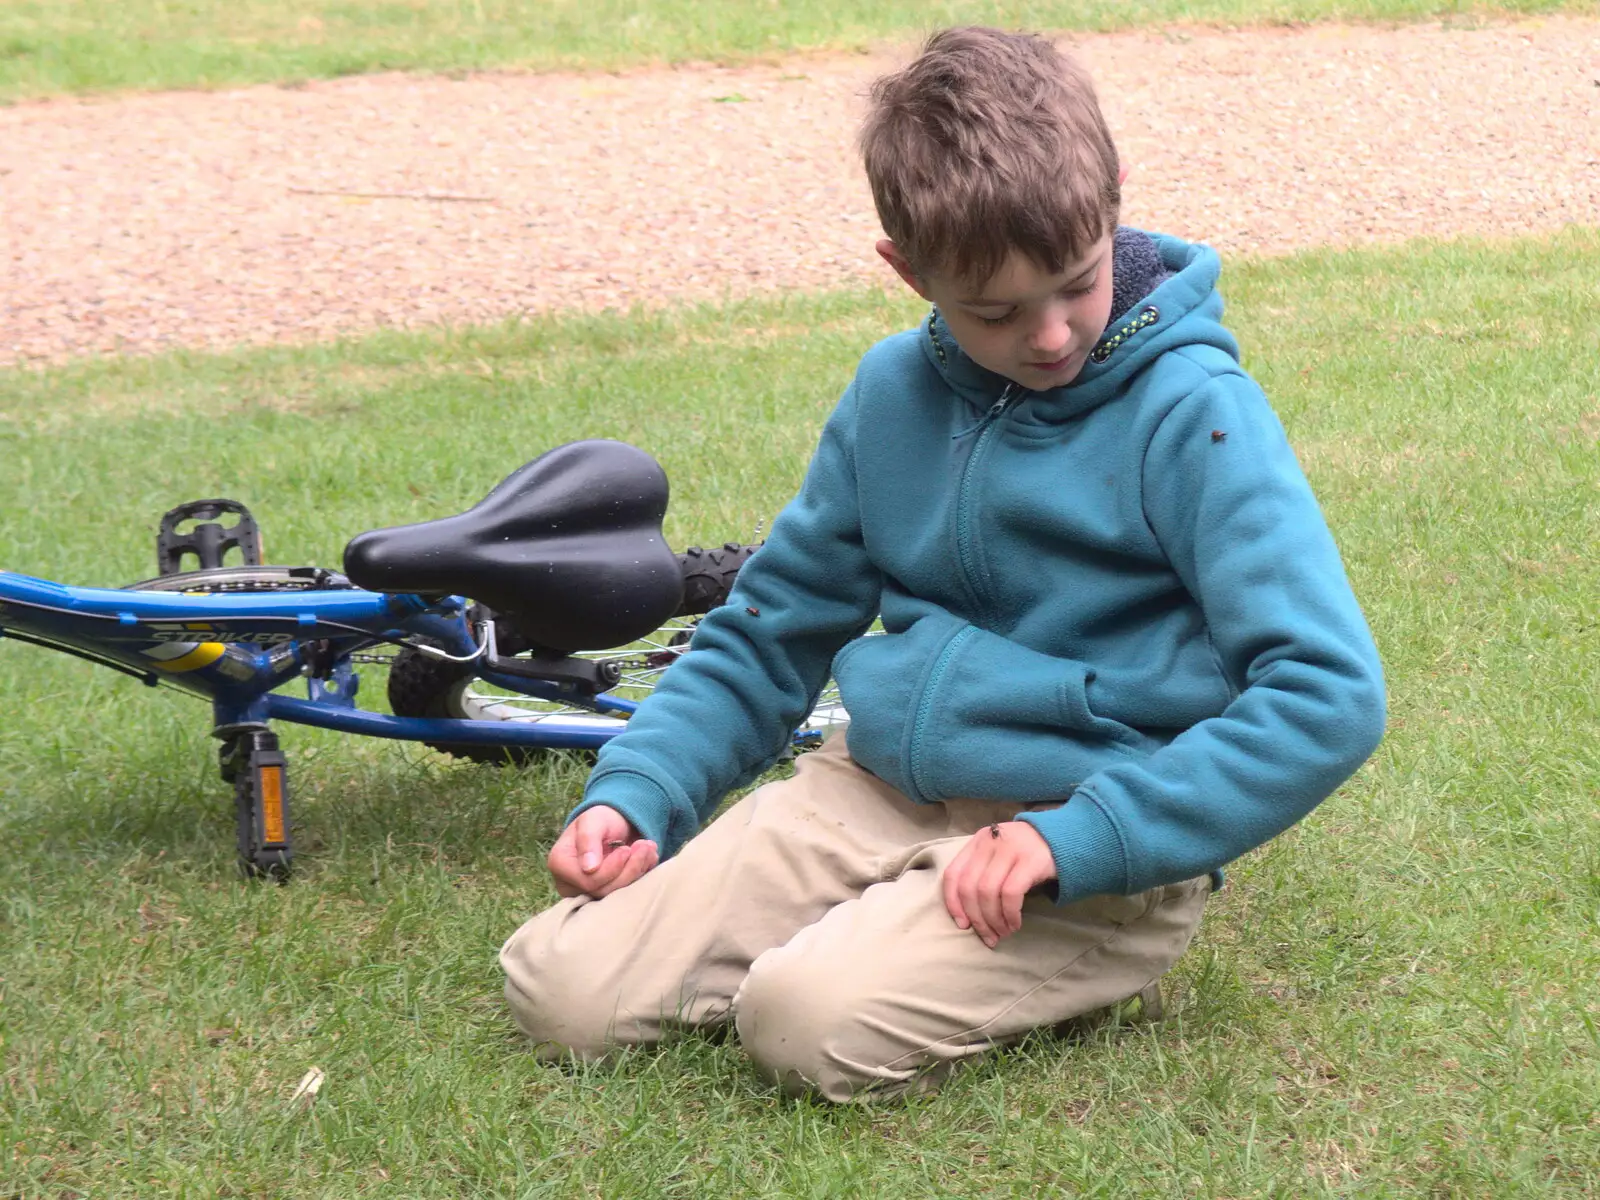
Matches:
[942,821,1057,949]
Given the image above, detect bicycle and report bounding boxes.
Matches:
[0,439,845,878]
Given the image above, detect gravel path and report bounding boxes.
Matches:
[3,17,1598,365]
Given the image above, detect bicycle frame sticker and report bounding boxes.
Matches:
[142,624,299,646]
[139,639,228,672]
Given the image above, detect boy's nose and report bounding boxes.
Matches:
[1029,313,1072,357]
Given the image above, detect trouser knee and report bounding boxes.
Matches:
[500,910,619,1061]
[733,949,922,1103]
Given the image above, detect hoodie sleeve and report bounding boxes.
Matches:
[1016,373,1386,902]
[567,381,884,858]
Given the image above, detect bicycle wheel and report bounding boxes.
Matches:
[386,541,847,764]
[386,619,686,764]
[387,616,850,764]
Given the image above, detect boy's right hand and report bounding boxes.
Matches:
[547,805,659,899]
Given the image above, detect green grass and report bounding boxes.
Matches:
[3,0,1597,102]
[2,229,1598,1195]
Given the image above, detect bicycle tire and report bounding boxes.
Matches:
[677,542,759,615]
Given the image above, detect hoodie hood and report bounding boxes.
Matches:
[918,232,1240,425]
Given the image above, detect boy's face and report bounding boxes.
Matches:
[878,234,1116,390]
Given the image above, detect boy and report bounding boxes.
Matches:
[500,27,1385,1102]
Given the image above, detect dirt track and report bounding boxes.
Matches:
[2,17,1598,365]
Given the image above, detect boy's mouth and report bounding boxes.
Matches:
[1029,352,1076,373]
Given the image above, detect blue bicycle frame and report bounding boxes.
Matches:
[0,569,639,750]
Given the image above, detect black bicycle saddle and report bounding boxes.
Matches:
[343,440,684,652]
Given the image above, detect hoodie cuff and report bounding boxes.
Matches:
[1015,789,1131,905]
[567,769,676,853]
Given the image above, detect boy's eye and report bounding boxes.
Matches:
[976,310,1016,327]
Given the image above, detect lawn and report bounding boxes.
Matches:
[2,229,1598,1195]
[3,0,1597,101]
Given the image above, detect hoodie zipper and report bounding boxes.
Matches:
[954,382,1019,620]
[906,382,1019,800]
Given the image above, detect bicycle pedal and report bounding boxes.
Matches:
[156,499,264,575]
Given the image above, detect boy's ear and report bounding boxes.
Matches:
[876,239,932,301]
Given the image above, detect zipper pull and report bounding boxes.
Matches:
[952,384,1022,439]
[985,383,1020,421]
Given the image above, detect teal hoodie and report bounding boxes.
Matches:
[573,233,1386,905]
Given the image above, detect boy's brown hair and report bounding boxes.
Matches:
[860,27,1121,286]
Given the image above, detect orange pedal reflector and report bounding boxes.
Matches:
[258,765,286,845]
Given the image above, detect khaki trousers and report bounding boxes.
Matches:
[500,735,1210,1101]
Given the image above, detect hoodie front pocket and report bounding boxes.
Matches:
[833,612,968,800]
[907,626,1153,804]
[1059,666,1152,749]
